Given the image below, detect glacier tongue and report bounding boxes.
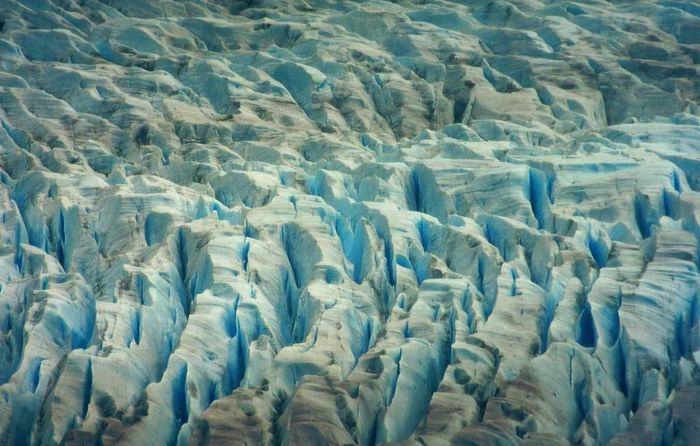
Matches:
[1,0,700,445]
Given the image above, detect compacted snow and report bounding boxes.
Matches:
[1,0,700,445]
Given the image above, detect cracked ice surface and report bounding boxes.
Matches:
[1,0,700,444]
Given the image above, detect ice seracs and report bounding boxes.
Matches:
[1,0,700,445]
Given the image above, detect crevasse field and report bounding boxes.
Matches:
[1,0,700,445]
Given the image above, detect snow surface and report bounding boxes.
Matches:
[1,0,700,445]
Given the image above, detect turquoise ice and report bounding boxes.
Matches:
[1,0,700,445]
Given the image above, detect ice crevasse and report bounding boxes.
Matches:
[1,0,700,445]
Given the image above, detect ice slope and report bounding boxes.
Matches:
[0,0,700,445]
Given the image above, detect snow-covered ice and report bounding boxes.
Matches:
[1,0,700,445]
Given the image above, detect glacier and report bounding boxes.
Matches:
[1,0,700,445]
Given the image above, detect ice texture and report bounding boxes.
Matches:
[1,0,700,445]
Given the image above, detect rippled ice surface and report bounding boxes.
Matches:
[1,0,700,445]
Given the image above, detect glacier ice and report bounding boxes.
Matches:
[1,0,700,445]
